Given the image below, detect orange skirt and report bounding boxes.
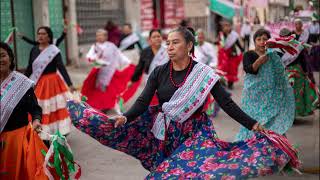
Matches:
[0,125,49,180]
[35,73,71,140]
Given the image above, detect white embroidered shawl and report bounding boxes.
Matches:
[297,30,309,43]
[195,42,217,67]
[87,42,130,91]
[151,63,220,140]
[194,46,207,64]
[119,33,140,51]
[148,45,169,75]
[224,31,239,50]
[29,45,60,84]
[1,71,34,132]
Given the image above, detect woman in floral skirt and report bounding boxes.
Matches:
[68,27,298,179]
[236,28,295,141]
[279,28,319,118]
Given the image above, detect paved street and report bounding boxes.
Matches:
[67,64,319,180]
[2,1,319,179]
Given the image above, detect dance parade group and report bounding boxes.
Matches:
[1,17,319,179]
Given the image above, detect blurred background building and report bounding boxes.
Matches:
[1,0,318,69]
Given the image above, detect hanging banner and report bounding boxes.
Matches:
[209,0,243,20]
[265,21,310,38]
[247,0,268,8]
[140,0,154,31]
[164,0,185,29]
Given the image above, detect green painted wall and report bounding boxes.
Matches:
[0,0,34,69]
[48,0,67,63]
[0,0,12,42]
[1,0,67,68]
[14,0,35,69]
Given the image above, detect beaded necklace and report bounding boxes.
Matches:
[169,59,193,88]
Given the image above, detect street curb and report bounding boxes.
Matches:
[302,167,320,174]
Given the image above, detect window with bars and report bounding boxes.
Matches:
[76,0,125,45]
[187,16,208,32]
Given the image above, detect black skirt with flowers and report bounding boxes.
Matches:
[67,101,293,179]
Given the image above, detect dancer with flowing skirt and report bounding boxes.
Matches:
[217,20,244,89]
[81,29,136,112]
[25,27,75,140]
[68,27,299,179]
[236,29,295,141]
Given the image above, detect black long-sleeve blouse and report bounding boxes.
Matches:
[21,32,66,47]
[119,33,143,51]
[124,60,257,130]
[3,88,42,132]
[25,46,73,86]
[243,50,260,74]
[243,50,307,75]
[131,47,154,82]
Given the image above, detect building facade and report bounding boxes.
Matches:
[184,0,210,38]
[76,0,126,45]
[0,0,72,69]
[268,0,291,23]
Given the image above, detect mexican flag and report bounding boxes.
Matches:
[209,0,243,20]
[4,30,14,44]
[75,24,83,35]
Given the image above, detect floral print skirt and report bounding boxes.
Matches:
[236,51,295,141]
[67,101,292,179]
[287,64,320,117]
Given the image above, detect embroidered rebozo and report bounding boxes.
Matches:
[87,42,130,91]
[151,63,220,140]
[1,71,34,132]
[146,45,169,80]
[119,33,140,51]
[29,45,60,84]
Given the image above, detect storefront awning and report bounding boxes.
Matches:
[209,0,243,20]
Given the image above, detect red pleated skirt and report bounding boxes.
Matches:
[81,65,137,110]
[217,48,243,83]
